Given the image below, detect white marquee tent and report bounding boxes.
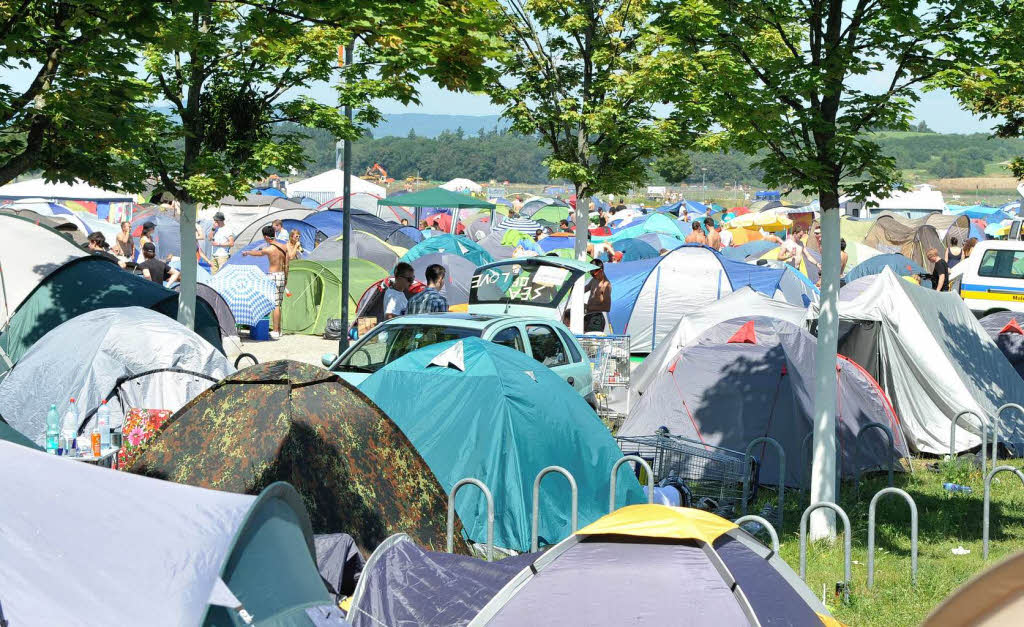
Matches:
[288,169,387,204]
[440,178,482,193]
[0,178,133,202]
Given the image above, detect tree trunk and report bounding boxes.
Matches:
[809,185,842,540]
[573,181,590,260]
[177,201,198,330]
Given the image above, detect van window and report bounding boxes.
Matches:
[978,250,1024,280]
[526,325,569,367]
[492,326,525,353]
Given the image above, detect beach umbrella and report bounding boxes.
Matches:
[207,265,277,326]
[493,215,541,234]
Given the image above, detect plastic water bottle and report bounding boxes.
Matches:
[61,398,79,457]
[943,482,973,494]
[97,400,111,449]
[45,404,60,454]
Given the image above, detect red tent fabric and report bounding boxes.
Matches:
[1000,318,1024,335]
[727,320,758,344]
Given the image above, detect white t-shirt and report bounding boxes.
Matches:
[275,229,289,243]
[383,288,407,317]
[212,227,234,258]
[719,229,733,247]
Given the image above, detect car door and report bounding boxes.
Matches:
[488,324,527,354]
[555,326,594,398]
[523,322,589,396]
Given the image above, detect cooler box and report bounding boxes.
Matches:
[250,318,271,341]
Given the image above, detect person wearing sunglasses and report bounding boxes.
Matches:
[384,262,416,320]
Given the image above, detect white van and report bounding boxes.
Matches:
[953,239,1024,315]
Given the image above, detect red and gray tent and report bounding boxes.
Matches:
[980,311,1024,381]
[620,316,909,488]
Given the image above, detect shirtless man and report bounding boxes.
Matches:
[704,217,721,250]
[685,221,707,246]
[242,225,289,339]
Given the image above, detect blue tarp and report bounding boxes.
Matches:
[844,253,927,284]
[614,238,660,262]
[306,210,422,249]
[537,235,575,252]
[949,204,1011,223]
[359,339,645,552]
[721,240,778,262]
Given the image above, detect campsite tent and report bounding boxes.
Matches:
[307,231,407,271]
[359,339,645,552]
[829,268,1024,454]
[631,287,811,397]
[597,212,685,242]
[187,283,238,340]
[131,212,181,259]
[378,187,495,233]
[440,178,482,193]
[476,230,518,260]
[0,441,334,626]
[305,209,423,249]
[0,307,232,445]
[289,169,387,203]
[212,194,307,233]
[0,218,223,372]
[408,253,476,306]
[282,259,389,335]
[130,360,464,554]
[318,193,412,223]
[230,207,313,254]
[0,203,92,244]
[721,240,779,262]
[613,237,661,261]
[604,245,818,354]
[400,234,493,267]
[620,316,909,487]
[347,505,835,627]
[0,178,133,222]
[979,311,1024,381]
[843,253,928,284]
[862,213,970,271]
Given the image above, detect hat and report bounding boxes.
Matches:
[142,221,156,230]
[213,212,226,221]
[142,242,156,253]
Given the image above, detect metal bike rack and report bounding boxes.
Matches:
[994,404,1021,466]
[233,353,258,368]
[800,502,852,602]
[741,437,785,528]
[854,422,896,497]
[983,465,1024,560]
[609,455,654,513]
[446,478,495,561]
[867,488,918,589]
[949,409,988,478]
[531,466,579,552]
[734,514,780,554]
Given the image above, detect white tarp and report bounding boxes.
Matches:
[0,439,255,626]
[834,268,1024,454]
[0,307,232,445]
[0,178,133,201]
[289,169,387,204]
[0,214,88,326]
[440,178,483,193]
[631,287,811,397]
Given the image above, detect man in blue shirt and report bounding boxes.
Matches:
[407,264,449,314]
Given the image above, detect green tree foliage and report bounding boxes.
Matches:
[939,0,1024,178]
[0,1,157,186]
[490,0,694,253]
[653,152,694,185]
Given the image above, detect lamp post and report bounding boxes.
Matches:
[339,42,354,354]
[701,168,707,204]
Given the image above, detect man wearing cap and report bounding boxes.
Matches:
[139,242,180,285]
[209,212,235,274]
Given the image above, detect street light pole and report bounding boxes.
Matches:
[339,42,354,355]
[701,168,707,205]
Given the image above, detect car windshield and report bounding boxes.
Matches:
[470,262,576,308]
[335,324,482,373]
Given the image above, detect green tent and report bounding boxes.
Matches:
[500,229,534,247]
[282,259,388,335]
[378,187,495,210]
[359,338,646,552]
[0,417,40,450]
[0,258,223,373]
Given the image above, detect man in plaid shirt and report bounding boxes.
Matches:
[406,264,449,314]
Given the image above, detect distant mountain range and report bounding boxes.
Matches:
[370,113,508,138]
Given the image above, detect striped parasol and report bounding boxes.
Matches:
[207,265,277,326]
[493,215,542,234]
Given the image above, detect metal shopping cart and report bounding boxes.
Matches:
[615,431,755,516]
[576,334,631,432]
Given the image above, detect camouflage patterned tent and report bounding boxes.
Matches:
[129,360,464,554]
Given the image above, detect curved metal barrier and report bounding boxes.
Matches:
[609,455,654,513]
[531,466,579,552]
[800,502,852,602]
[741,437,785,528]
[983,465,1024,560]
[233,353,258,369]
[447,478,495,561]
[734,514,780,554]
[867,488,918,589]
[854,422,895,493]
[949,409,988,478]
[994,403,1022,465]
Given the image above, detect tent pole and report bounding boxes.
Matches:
[810,204,840,540]
[177,200,198,331]
[339,42,354,354]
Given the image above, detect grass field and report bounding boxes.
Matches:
[746,456,1024,626]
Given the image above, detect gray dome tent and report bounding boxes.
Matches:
[0,440,335,626]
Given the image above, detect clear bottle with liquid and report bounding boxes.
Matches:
[45,404,60,455]
[61,397,79,458]
[97,400,111,449]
